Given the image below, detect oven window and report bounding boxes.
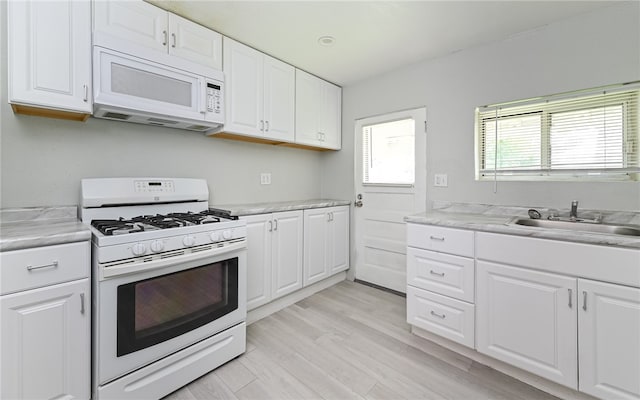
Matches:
[117,258,238,357]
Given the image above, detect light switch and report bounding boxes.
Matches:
[260,173,271,185]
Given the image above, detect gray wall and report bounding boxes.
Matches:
[0,2,322,208]
[322,2,640,212]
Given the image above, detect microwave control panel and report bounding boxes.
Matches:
[206,82,222,114]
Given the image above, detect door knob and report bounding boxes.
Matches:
[355,200,363,207]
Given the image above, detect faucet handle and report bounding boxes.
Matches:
[571,200,579,206]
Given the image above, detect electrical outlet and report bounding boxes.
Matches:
[434,174,448,187]
[260,173,271,185]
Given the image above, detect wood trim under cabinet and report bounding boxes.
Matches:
[11,104,90,122]
[210,131,336,151]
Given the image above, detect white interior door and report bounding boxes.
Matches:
[354,107,427,292]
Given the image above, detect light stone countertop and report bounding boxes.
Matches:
[406,202,640,250]
[210,199,351,217]
[0,206,91,252]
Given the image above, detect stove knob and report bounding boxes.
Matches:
[132,242,147,256]
[222,229,232,240]
[210,231,221,243]
[182,236,196,247]
[150,240,164,253]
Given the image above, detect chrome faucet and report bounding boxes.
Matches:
[570,200,579,220]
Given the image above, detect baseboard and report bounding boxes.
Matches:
[410,326,599,400]
[247,272,347,325]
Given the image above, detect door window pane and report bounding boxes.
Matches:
[363,118,415,184]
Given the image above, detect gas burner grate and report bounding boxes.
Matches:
[91,219,149,236]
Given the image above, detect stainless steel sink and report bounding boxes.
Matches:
[512,218,640,237]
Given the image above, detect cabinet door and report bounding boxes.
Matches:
[320,82,342,150]
[8,0,92,113]
[223,37,264,137]
[93,0,167,52]
[476,261,578,389]
[328,206,349,274]
[263,55,295,142]
[271,211,303,299]
[1,279,90,400]
[579,279,640,400]
[303,209,329,286]
[241,214,273,310]
[295,69,323,146]
[168,13,222,70]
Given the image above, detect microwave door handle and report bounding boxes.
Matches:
[199,78,207,114]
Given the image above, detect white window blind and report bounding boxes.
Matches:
[362,118,415,185]
[476,82,640,180]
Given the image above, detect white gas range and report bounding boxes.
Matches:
[80,178,247,400]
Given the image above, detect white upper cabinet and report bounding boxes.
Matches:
[8,0,92,118]
[221,37,295,142]
[167,13,222,69]
[295,69,342,150]
[93,0,222,70]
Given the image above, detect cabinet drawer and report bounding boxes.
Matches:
[407,224,474,257]
[407,286,475,348]
[1,242,89,295]
[407,247,474,302]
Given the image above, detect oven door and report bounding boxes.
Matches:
[96,242,246,385]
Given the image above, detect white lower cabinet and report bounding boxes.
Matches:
[407,285,475,348]
[474,231,640,399]
[578,279,640,400]
[1,241,91,400]
[1,279,90,399]
[476,261,578,389]
[406,224,476,348]
[242,210,303,310]
[303,206,349,286]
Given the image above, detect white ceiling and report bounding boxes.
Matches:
[148,1,623,86]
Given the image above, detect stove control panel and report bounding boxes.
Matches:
[134,180,175,193]
[114,226,247,261]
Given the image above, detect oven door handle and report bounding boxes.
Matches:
[100,240,247,280]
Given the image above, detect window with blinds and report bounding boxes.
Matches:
[476,83,639,180]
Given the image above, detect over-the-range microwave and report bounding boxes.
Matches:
[93,46,224,133]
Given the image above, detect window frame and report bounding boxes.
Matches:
[475,83,640,182]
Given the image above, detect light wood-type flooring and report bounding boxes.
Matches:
[164,280,559,400]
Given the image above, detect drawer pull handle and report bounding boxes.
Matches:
[430,270,445,277]
[27,260,58,271]
[429,235,445,241]
[430,310,446,319]
[80,293,85,314]
[568,288,573,308]
[583,291,588,311]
